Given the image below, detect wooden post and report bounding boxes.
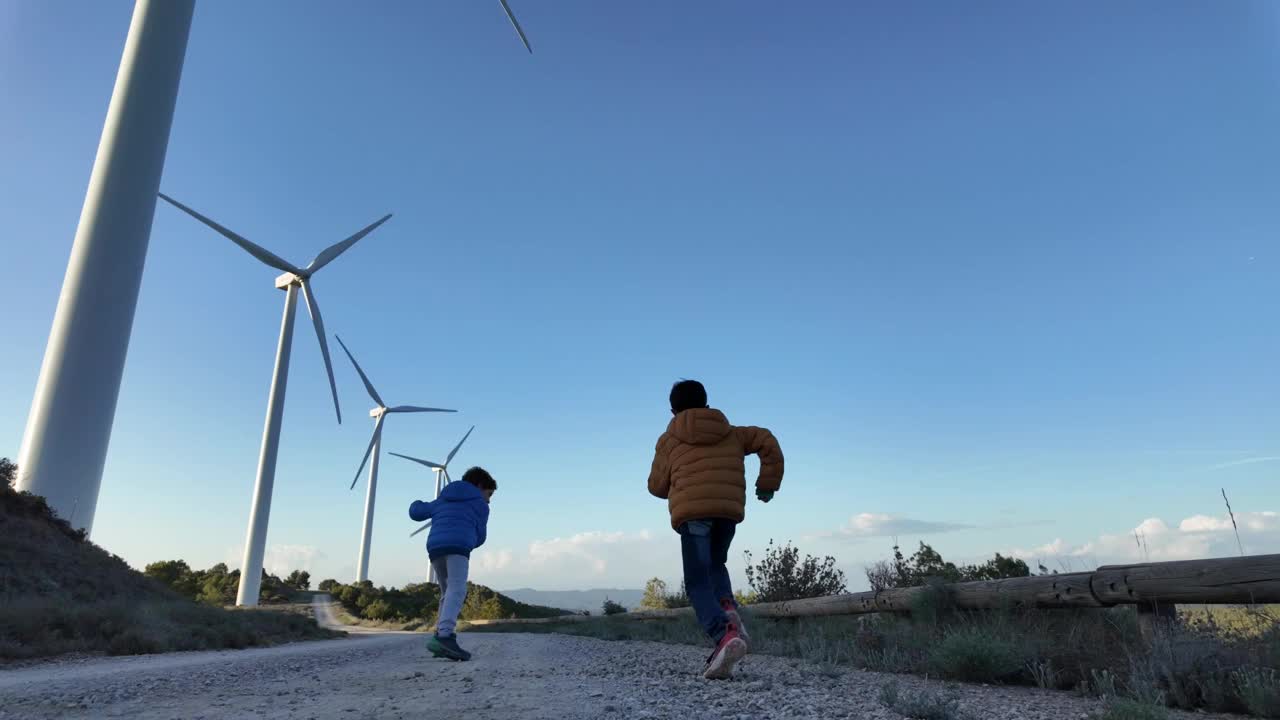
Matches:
[1135,600,1178,648]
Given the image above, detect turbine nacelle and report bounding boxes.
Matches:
[158,193,392,426]
[336,335,456,491]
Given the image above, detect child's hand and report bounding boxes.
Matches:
[756,489,775,503]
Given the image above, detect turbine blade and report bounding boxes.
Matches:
[305,214,393,274]
[157,193,301,275]
[349,415,385,490]
[334,334,384,407]
[499,0,533,53]
[446,425,475,466]
[386,406,457,414]
[388,452,444,470]
[443,468,452,485]
[301,280,341,424]
[410,521,431,538]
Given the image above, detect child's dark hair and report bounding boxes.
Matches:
[461,466,497,492]
[670,379,708,415]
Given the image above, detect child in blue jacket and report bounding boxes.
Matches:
[408,466,497,661]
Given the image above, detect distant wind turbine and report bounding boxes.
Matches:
[393,425,475,536]
[335,335,456,583]
[158,193,390,607]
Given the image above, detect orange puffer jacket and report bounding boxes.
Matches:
[647,408,784,530]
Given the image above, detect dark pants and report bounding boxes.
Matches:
[679,518,737,642]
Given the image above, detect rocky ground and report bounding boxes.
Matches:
[0,606,1245,719]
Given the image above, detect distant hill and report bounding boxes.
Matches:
[0,461,335,659]
[500,588,646,612]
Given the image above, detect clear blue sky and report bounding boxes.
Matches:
[2,1,1277,591]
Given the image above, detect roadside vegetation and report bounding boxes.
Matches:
[316,577,570,631]
[0,458,339,660]
[481,538,1280,718]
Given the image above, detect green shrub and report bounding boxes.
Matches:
[929,625,1026,683]
[744,539,846,602]
[363,600,394,621]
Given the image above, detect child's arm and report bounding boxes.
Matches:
[475,503,489,548]
[647,433,672,499]
[408,499,435,522]
[735,426,784,494]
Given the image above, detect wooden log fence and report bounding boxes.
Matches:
[467,553,1280,627]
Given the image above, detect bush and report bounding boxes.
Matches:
[744,540,847,602]
[867,542,1030,591]
[1234,667,1280,718]
[323,579,566,626]
[929,625,1027,683]
[364,600,394,621]
[639,578,690,610]
[143,560,300,605]
[318,578,339,593]
[603,599,627,616]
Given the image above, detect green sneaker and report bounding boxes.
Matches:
[427,634,471,661]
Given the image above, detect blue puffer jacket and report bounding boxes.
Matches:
[409,481,489,560]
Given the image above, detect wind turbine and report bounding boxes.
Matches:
[335,335,456,583]
[15,0,533,536]
[392,425,475,532]
[158,193,390,606]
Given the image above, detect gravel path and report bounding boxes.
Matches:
[0,608,1242,720]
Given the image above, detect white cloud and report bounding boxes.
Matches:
[264,544,324,576]
[812,512,972,542]
[1011,511,1279,566]
[473,548,514,573]
[223,544,326,577]
[470,530,666,589]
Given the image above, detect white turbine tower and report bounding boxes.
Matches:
[394,426,475,584]
[335,335,456,584]
[158,194,390,606]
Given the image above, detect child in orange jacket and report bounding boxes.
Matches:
[648,380,783,679]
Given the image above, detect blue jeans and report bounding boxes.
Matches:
[679,518,737,642]
[431,554,470,637]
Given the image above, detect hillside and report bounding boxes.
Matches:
[0,464,338,660]
[500,588,645,613]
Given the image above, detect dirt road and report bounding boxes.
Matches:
[0,604,1231,719]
